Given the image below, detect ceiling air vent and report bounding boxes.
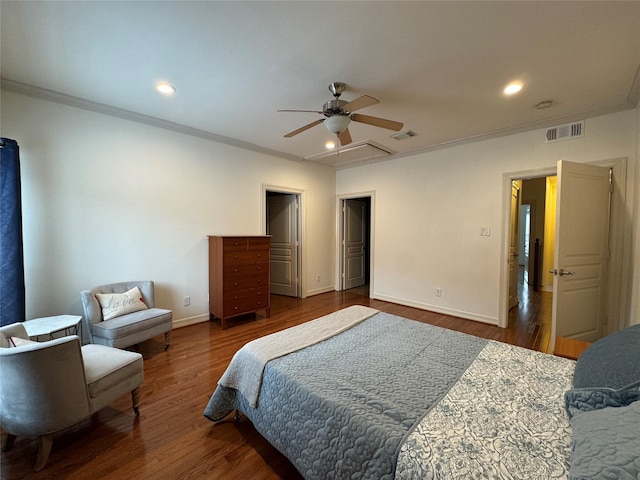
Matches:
[391,130,417,140]
[545,121,584,143]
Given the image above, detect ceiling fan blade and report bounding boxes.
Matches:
[283,119,324,138]
[338,128,352,146]
[277,109,324,114]
[341,95,379,113]
[350,113,403,131]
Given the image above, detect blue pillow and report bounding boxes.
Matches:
[564,382,640,419]
[569,401,640,480]
[573,324,640,389]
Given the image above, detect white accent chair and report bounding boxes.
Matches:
[0,323,143,471]
[81,280,172,350]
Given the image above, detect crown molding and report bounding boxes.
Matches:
[1,78,303,163]
[335,101,635,170]
[3,78,634,171]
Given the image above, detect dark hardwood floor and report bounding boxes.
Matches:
[1,284,551,480]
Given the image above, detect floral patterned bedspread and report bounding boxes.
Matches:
[395,341,576,479]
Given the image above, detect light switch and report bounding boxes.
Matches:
[480,227,491,236]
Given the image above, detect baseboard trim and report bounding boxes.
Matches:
[305,286,336,297]
[373,293,499,326]
[173,313,209,329]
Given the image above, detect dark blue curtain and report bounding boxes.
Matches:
[0,138,25,326]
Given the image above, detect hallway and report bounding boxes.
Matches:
[508,266,553,353]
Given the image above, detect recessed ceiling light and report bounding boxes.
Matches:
[503,81,524,96]
[155,82,176,95]
[325,141,336,150]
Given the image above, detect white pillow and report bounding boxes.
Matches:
[95,286,148,321]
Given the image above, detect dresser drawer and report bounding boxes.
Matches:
[222,288,270,317]
[248,237,271,251]
[223,251,270,266]
[223,268,269,290]
[222,237,248,252]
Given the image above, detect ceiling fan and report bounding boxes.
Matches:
[279,82,404,147]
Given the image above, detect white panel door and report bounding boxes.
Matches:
[343,199,367,290]
[552,161,610,343]
[267,194,298,297]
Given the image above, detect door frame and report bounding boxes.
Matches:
[498,157,628,335]
[336,191,375,295]
[262,184,304,298]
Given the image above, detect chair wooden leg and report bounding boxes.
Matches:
[2,433,16,451]
[164,331,171,351]
[34,434,52,472]
[132,387,141,416]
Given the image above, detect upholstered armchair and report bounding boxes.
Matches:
[81,280,172,350]
[0,322,143,471]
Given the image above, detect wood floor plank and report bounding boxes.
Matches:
[1,287,551,480]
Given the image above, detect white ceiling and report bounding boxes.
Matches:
[2,1,639,167]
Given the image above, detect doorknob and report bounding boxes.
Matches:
[549,268,576,276]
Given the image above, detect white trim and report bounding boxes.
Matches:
[262,184,306,298]
[499,167,556,328]
[1,78,303,162]
[336,191,376,297]
[499,157,629,335]
[373,293,498,325]
[305,286,337,297]
[5,78,633,171]
[172,313,209,329]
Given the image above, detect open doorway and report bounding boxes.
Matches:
[265,189,301,298]
[508,176,554,352]
[502,158,628,353]
[338,195,372,297]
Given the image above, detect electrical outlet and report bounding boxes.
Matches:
[183,296,191,306]
[316,274,321,282]
[435,288,442,297]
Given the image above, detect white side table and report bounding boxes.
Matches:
[23,315,82,340]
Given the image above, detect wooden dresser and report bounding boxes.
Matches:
[208,236,271,329]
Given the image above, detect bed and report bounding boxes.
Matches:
[204,305,640,479]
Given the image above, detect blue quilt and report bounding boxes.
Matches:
[204,312,487,479]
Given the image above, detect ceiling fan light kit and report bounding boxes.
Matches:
[324,115,351,134]
[279,82,404,147]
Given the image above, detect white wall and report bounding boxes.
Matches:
[1,90,336,326]
[3,89,638,329]
[337,108,638,326]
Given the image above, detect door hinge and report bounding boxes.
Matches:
[609,169,613,193]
